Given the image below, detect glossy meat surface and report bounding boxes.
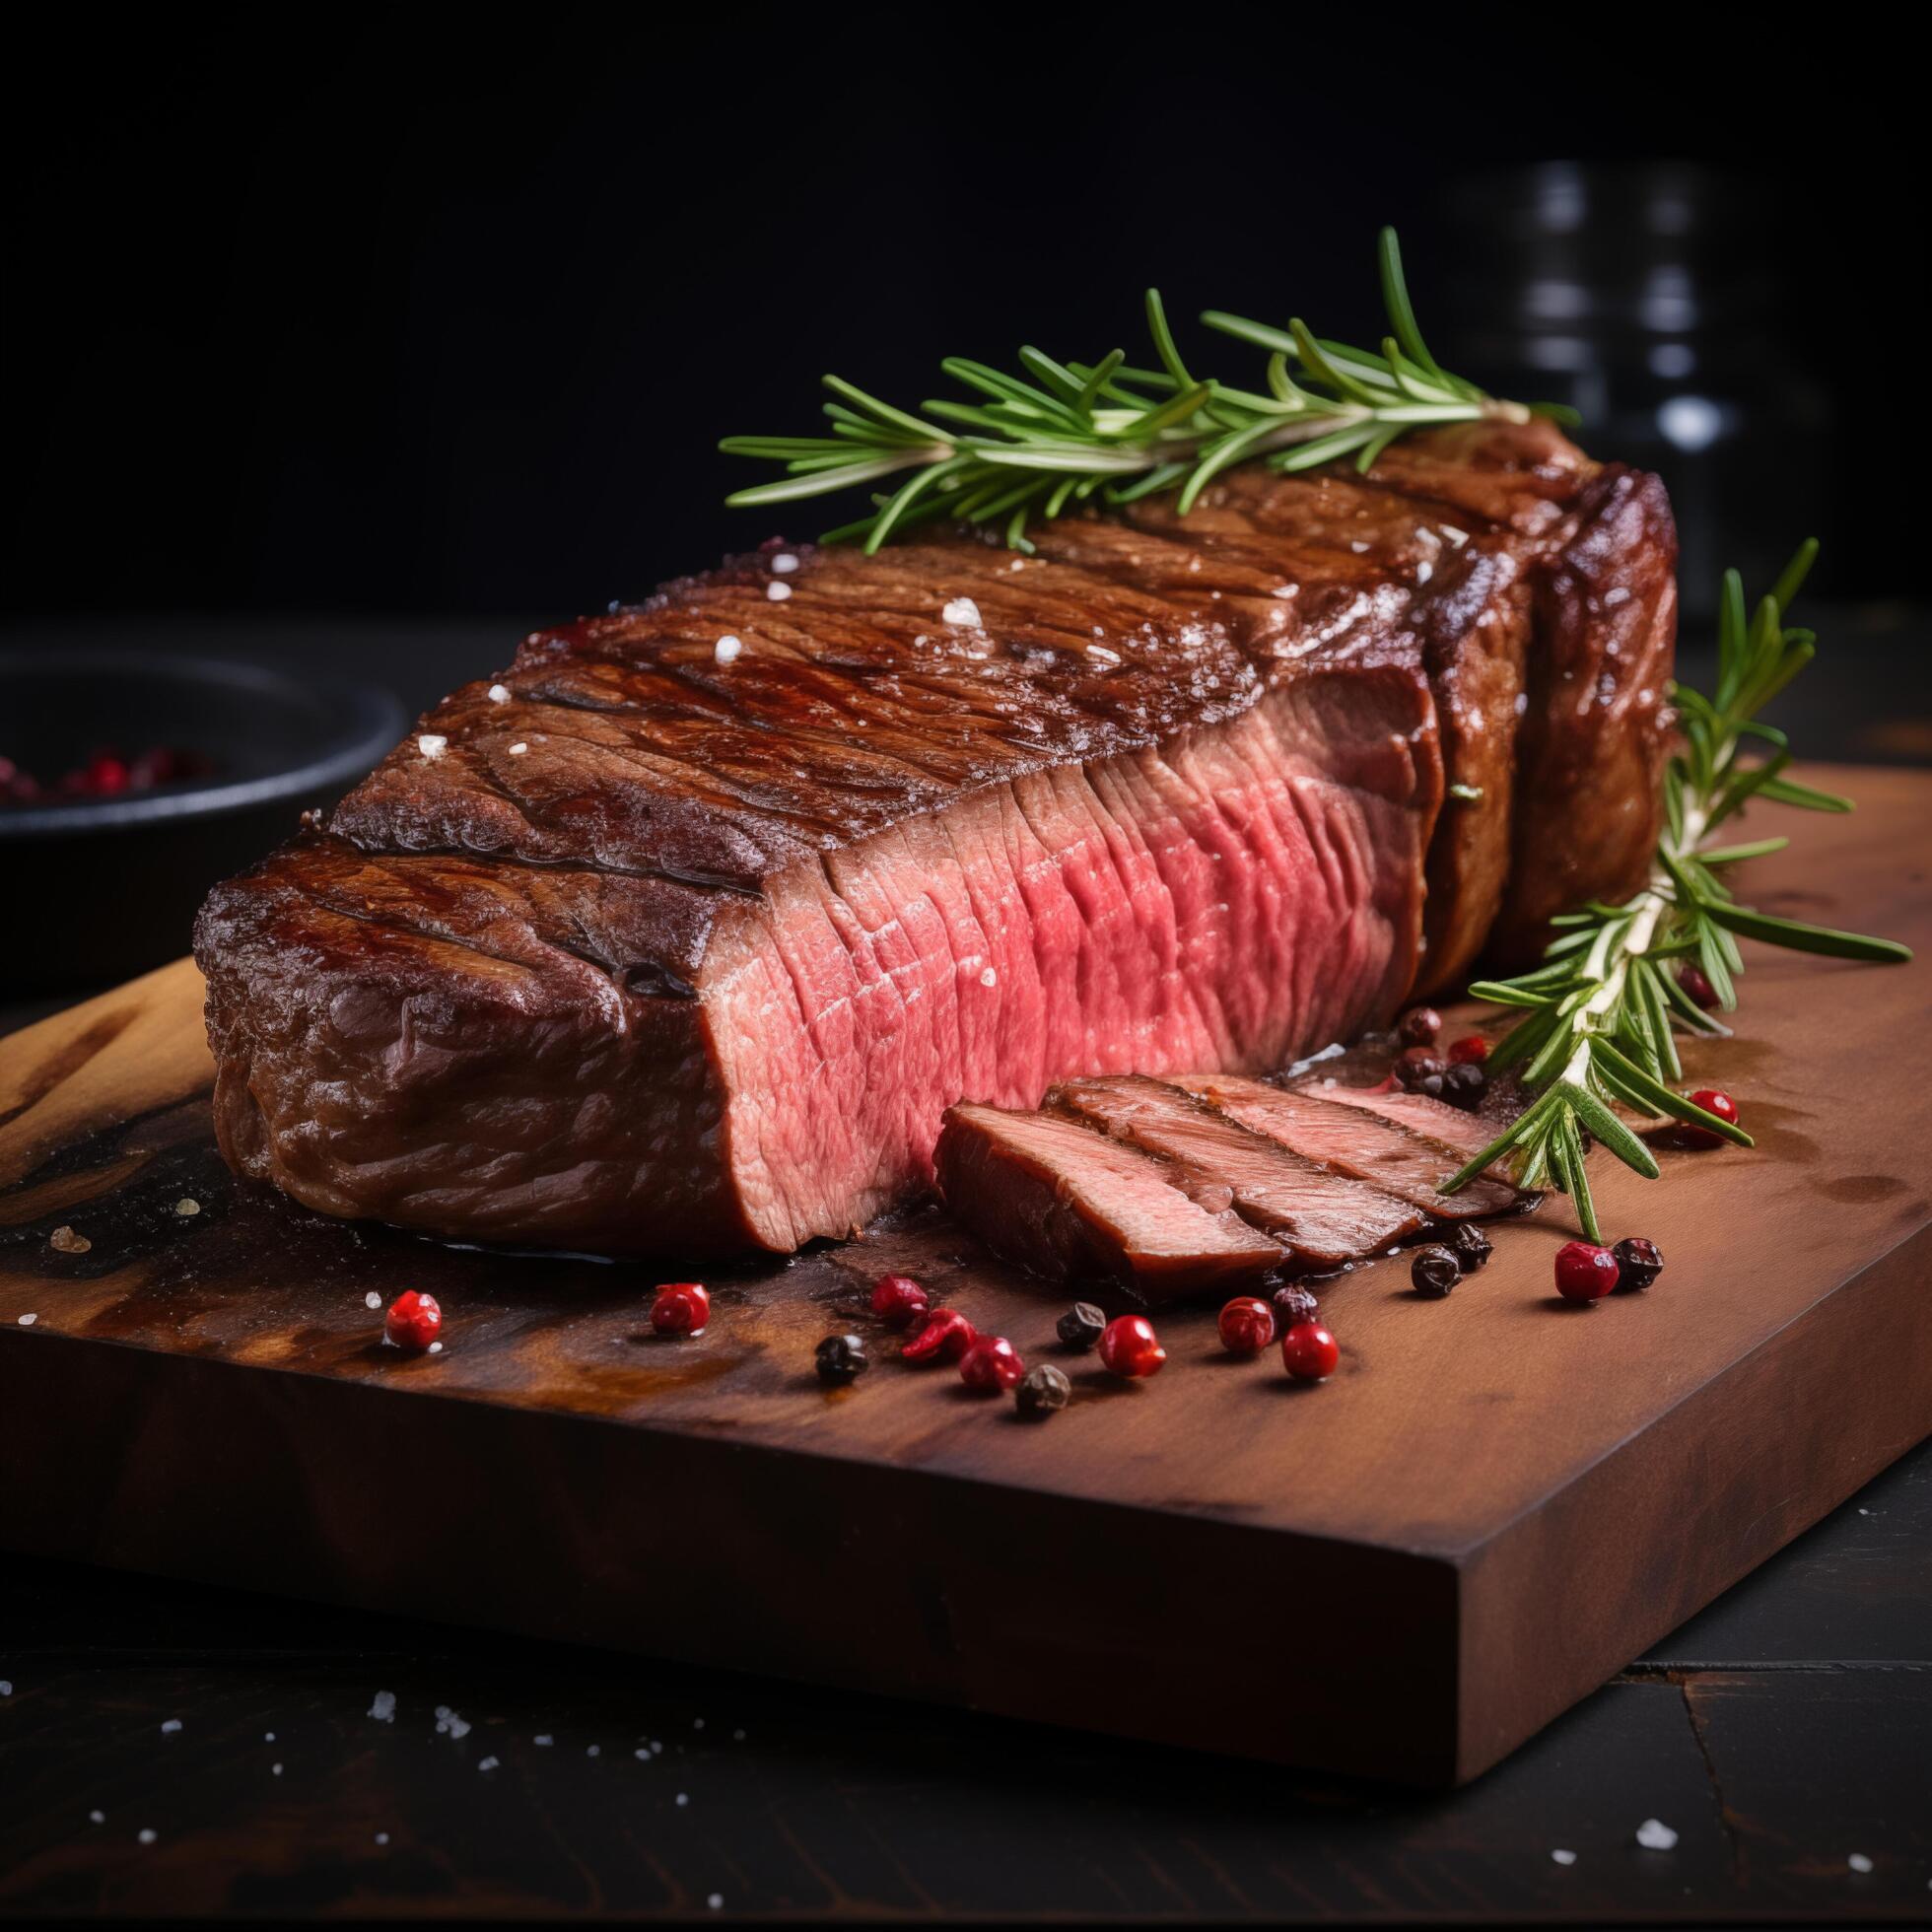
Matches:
[196,422,1673,1257]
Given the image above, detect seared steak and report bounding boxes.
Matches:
[196,421,1674,1257]
[937,1102,1283,1299]
[1048,1075,1425,1267]
[1171,1073,1520,1218]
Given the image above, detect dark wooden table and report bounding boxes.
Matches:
[3,612,1928,1921]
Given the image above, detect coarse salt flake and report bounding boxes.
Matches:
[675,1792,689,1807]
[17,1313,35,1327]
[427,1341,443,1354]
[708,1896,724,1910]
[478,1756,500,1771]
[487,683,512,703]
[375,1831,390,1846]
[89,1811,104,1825]
[771,552,799,573]
[1635,1819,1678,1851]
[714,635,743,664]
[271,1762,283,1776]
[417,734,448,760]
[509,742,529,756]
[766,580,792,601]
[161,1719,181,1735]
[369,1690,396,1722]
[365,1292,382,1310]
[138,1828,157,1845]
[941,597,982,629]
[1550,1849,1577,1866]
[534,1735,554,1747]
[1849,1853,1874,1874]
[980,967,998,988]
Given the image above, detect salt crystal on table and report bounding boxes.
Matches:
[942,597,982,629]
[1849,1853,1874,1874]
[365,1292,381,1311]
[375,1832,389,1846]
[534,1735,554,1747]
[428,1342,443,1354]
[138,1828,157,1845]
[160,1719,181,1735]
[370,1690,396,1722]
[771,553,798,573]
[417,734,448,760]
[766,581,792,601]
[708,1895,724,1910]
[586,1745,600,1757]
[1551,1849,1577,1866]
[635,1749,651,1760]
[271,1762,283,1776]
[714,635,742,664]
[89,1811,104,1825]
[478,1757,499,1772]
[264,1733,275,1743]
[509,742,528,755]
[1635,1819,1679,1850]
[1,1681,13,1695]
[488,684,511,704]
[17,1313,35,1327]
[676,1792,689,1807]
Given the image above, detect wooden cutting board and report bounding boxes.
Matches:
[2,763,1927,1787]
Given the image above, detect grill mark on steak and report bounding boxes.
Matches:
[195,422,1672,1258]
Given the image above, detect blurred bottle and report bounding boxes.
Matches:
[1432,163,1830,621]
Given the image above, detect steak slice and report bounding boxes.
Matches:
[1171,1073,1521,1218]
[195,421,1672,1258]
[1047,1074,1424,1267]
[1298,1082,1519,1183]
[934,1102,1284,1299]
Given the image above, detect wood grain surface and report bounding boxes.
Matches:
[1,762,1927,1786]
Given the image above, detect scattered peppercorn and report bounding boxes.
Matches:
[1395,1048,1448,1095]
[959,1335,1024,1392]
[650,1281,711,1337]
[869,1274,930,1329]
[1679,964,1720,1009]
[1447,1034,1489,1065]
[384,1290,444,1351]
[1411,1245,1461,1297]
[1055,1301,1107,1350]
[1399,1005,1442,1047]
[1217,1296,1276,1354]
[1553,1241,1620,1303]
[1611,1237,1664,1292]
[1272,1284,1320,1331]
[1440,1062,1487,1109]
[1098,1314,1166,1379]
[902,1307,977,1364]
[1682,1087,1742,1148]
[1450,1221,1493,1272]
[1281,1320,1341,1381]
[1015,1362,1071,1419]
[815,1333,869,1385]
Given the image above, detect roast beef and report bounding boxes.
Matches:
[194,421,1675,1257]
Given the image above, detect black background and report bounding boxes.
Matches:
[3,14,1914,619]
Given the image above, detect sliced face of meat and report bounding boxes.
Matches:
[1170,1072,1522,1218]
[1293,1081,1520,1185]
[1046,1075,1424,1268]
[934,1102,1283,1301]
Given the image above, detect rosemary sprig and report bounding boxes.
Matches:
[722,230,1571,554]
[1443,543,1911,1240]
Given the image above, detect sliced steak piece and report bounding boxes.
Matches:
[1297,1082,1519,1184]
[1172,1072,1520,1218]
[1047,1074,1424,1268]
[934,1102,1283,1299]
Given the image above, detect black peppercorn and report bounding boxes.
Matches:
[1411,1245,1462,1297]
[1399,1005,1442,1047]
[1015,1362,1071,1419]
[1440,1062,1486,1110]
[1395,1048,1448,1093]
[1449,1221,1493,1273]
[1272,1284,1321,1331]
[814,1333,869,1385]
[1056,1301,1107,1349]
[1611,1237,1664,1292]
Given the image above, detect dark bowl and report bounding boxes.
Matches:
[0,650,406,998]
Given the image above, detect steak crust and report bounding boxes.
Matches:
[195,422,1675,1256]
